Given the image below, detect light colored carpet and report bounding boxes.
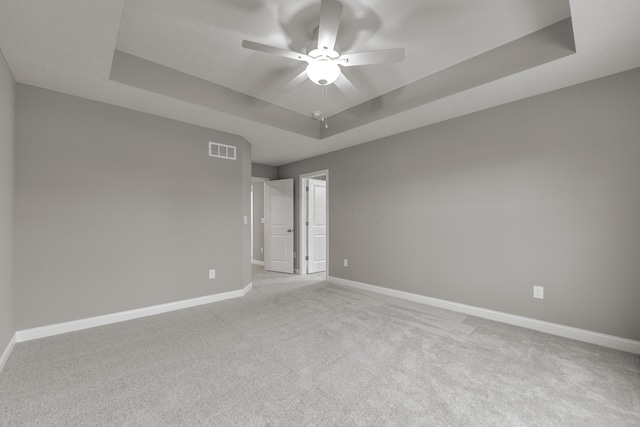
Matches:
[1,265,638,426]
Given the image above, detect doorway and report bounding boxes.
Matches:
[299,170,329,277]
[264,179,295,274]
[250,177,270,267]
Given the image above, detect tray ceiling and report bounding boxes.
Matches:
[1,0,639,165]
[116,0,570,117]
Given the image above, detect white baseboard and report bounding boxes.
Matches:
[295,268,301,275]
[16,282,253,343]
[251,260,264,266]
[0,333,17,374]
[328,276,640,355]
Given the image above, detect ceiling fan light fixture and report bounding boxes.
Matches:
[306,60,341,86]
[241,0,405,92]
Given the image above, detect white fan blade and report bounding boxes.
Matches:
[341,48,405,67]
[242,40,311,62]
[318,0,343,51]
[333,73,358,97]
[278,69,309,92]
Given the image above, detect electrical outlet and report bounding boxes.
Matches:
[261,218,265,224]
[533,286,544,299]
[260,247,263,253]
[343,259,348,267]
[209,269,216,279]
[243,216,248,224]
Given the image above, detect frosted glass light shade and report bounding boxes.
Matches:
[306,60,341,85]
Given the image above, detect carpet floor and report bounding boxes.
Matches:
[1,265,638,426]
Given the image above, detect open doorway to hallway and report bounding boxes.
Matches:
[251,170,328,280]
[250,177,270,269]
[252,176,296,276]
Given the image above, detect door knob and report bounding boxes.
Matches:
[287,229,292,232]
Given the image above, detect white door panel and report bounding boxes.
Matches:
[308,178,326,273]
[265,179,294,273]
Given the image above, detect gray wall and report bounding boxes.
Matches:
[251,163,277,180]
[0,48,15,351]
[14,84,251,330]
[278,67,640,341]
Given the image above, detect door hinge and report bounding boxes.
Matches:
[306,186,309,192]
[305,221,309,226]
[305,256,309,261]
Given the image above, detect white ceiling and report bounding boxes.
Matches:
[1,0,639,166]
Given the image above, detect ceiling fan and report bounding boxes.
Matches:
[241,0,405,95]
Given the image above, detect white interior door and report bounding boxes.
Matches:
[264,179,294,273]
[307,178,327,273]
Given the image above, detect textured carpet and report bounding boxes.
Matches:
[1,265,638,426]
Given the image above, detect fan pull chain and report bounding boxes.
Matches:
[321,85,329,129]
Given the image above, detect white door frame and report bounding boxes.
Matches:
[299,169,329,276]
[251,177,269,266]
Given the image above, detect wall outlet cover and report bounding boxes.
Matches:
[533,286,544,299]
[343,259,348,267]
[209,269,216,279]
